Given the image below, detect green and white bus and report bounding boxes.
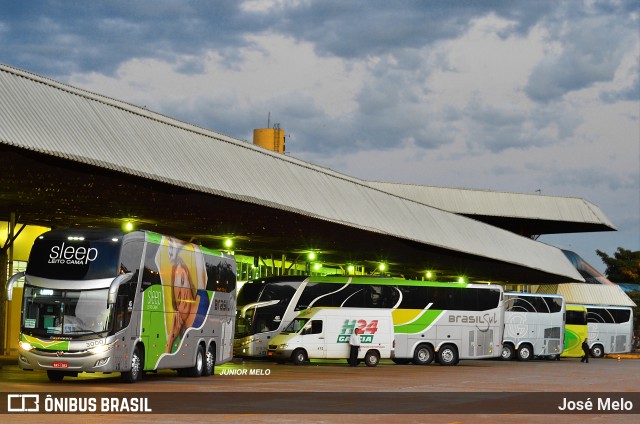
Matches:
[6,228,236,383]
[584,305,634,358]
[501,292,565,361]
[234,276,504,365]
[561,304,588,358]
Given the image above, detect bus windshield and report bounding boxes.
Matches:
[281,317,309,334]
[21,286,113,338]
[235,301,286,338]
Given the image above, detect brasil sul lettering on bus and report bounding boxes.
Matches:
[448,312,498,325]
[48,243,98,265]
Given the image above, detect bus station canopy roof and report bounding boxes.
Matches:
[0,63,602,284]
[535,283,636,307]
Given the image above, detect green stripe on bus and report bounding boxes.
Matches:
[394,309,444,334]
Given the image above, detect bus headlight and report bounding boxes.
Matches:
[278,344,288,350]
[88,343,113,355]
[19,341,33,351]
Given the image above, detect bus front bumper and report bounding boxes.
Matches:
[18,345,117,373]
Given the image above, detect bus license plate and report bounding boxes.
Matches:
[52,362,68,368]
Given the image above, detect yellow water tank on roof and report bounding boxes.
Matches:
[253,127,285,154]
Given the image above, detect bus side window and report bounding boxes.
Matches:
[120,240,143,284]
[113,282,135,332]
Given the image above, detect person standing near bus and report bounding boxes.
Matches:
[581,338,590,363]
[349,328,362,367]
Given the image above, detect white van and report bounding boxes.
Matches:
[267,307,394,367]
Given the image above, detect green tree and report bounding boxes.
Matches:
[596,248,640,285]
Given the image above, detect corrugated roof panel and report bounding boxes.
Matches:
[367,181,616,229]
[0,63,586,282]
[535,283,636,307]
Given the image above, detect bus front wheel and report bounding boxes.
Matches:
[590,344,604,359]
[437,344,458,366]
[47,370,65,382]
[121,346,143,383]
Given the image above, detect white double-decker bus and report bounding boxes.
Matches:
[501,292,565,361]
[235,276,505,365]
[7,228,236,383]
[583,305,634,358]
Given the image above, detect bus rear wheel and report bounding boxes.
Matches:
[501,344,515,361]
[292,349,307,365]
[187,345,206,377]
[590,344,604,359]
[203,344,216,376]
[437,344,458,366]
[413,344,434,365]
[517,344,533,361]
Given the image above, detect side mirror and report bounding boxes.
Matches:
[6,271,25,301]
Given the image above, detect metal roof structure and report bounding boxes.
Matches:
[367,182,616,236]
[0,63,588,283]
[535,283,636,307]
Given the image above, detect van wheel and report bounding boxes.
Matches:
[121,346,143,383]
[517,344,533,361]
[501,344,515,361]
[203,344,216,376]
[292,349,307,365]
[364,350,380,367]
[437,344,458,366]
[413,344,434,365]
[590,344,604,359]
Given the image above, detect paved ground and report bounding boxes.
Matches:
[1,354,638,423]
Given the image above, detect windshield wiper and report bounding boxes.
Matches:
[65,329,109,337]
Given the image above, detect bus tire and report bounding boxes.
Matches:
[413,344,434,365]
[292,349,307,365]
[203,343,216,376]
[188,344,206,377]
[516,344,533,361]
[364,350,380,367]
[437,344,458,366]
[590,344,604,359]
[500,344,515,361]
[121,345,143,383]
[47,370,65,382]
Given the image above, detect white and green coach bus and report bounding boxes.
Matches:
[501,292,565,361]
[235,276,504,365]
[6,228,236,383]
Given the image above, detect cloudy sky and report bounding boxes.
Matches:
[1,0,638,274]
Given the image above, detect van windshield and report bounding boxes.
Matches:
[281,318,308,334]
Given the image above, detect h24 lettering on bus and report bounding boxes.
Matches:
[337,319,378,343]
